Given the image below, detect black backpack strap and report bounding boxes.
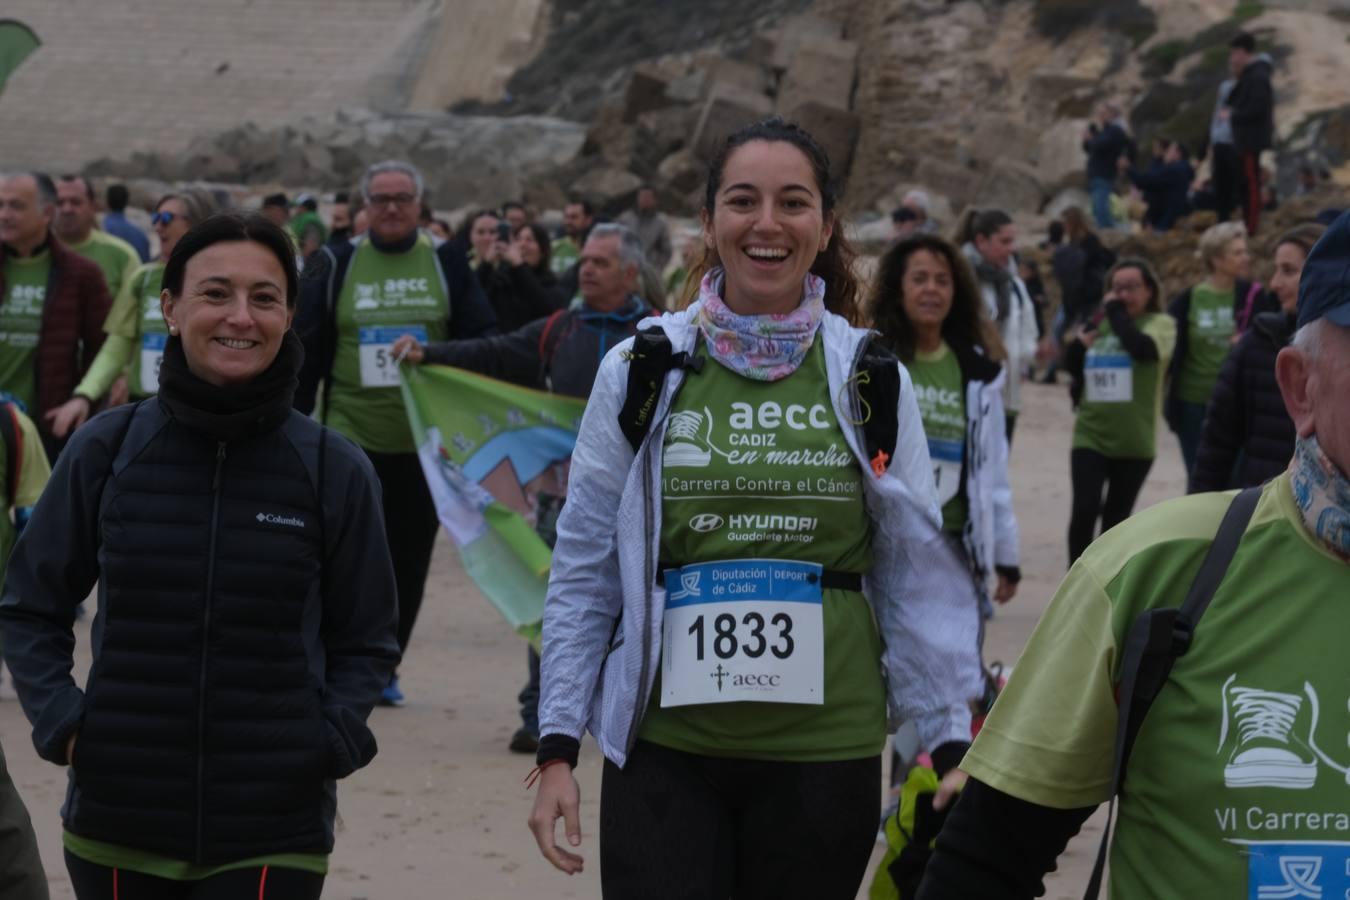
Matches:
[0,403,19,506]
[1083,485,1262,900]
[617,327,703,453]
[853,336,900,476]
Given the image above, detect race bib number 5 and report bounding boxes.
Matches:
[1085,352,1133,403]
[660,559,824,707]
[140,332,167,394]
[359,325,427,388]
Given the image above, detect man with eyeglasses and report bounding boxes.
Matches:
[296,159,498,707]
[0,172,111,457]
[53,175,141,305]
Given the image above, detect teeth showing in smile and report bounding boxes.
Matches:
[215,338,258,349]
[745,247,789,260]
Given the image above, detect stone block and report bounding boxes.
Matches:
[570,167,642,210]
[916,156,981,211]
[691,86,774,163]
[787,101,860,176]
[968,115,1041,167]
[708,58,769,98]
[656,148,705,196]
[975,159,1048,215]
[1034,119,1090,195]
[623,67,674,123]
[775,36,858,117]
[754,14,843,71]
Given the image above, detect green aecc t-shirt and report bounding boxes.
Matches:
[963,474,1350,898]
[0,251,49,413]
[1177,282,1236,405]
[1072,312,1176,460]
[907,341,967,533]
[638,338,886,762]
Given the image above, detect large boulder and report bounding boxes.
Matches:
[789,102,861,177]
[915,156,981,211]
[570,167,643,211]
[1043,187,1092,221]
[775,36,859,117]
[975,159,1047,215]
[1034,119,1090,196]
[623,67,675,123]
[691,85,774,162]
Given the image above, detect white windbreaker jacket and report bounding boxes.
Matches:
[537,303,983,768]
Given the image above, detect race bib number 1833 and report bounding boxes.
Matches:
[660,558,824,707]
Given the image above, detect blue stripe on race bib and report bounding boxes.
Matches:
[663,559,824,609]
[1085,353,1131,369]
[359,325,428,345]
[141,333,167,351]
[1244,841,1350,899]
[929,438,963,463]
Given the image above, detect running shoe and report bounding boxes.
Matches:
[509,726,540,754]
[380,675,406,707]
[1218,676,1316,789]
[664,409,713,468]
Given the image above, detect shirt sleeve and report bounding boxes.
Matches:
[959,559,1120,809]
[12,410,50,508]
[1144,312,1177,366]
[102,264,144,340]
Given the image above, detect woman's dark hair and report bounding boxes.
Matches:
[162,213,300,308]
[684,116,860,322]
[514,222,553,274]
[1104,257,1165,314]
[458,208,498,235]
[1061,206,1095,243]
[867,234,1006,363]
[1275,224,1326,257]
[952,208,1013,247]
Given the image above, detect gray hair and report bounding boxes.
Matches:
[903,189,931,215]
[11,172,58,210]
[360,160,424,201]
[1291,318,1330,361]
[587,222,643,271]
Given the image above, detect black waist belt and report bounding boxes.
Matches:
[656,561,863,593]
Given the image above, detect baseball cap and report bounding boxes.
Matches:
[293,192,315,207]
[1296,209,1350,329]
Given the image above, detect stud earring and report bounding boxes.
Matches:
[169,325,178,335]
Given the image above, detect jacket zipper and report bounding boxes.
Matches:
[195,441,226,863]
[623,361,693,755]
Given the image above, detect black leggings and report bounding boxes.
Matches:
[65,850,324,899]
[1068,448,1153,564]
[600,740,880,900]
[365,449,441,656]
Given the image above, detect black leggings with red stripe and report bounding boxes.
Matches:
[65,851,325,900]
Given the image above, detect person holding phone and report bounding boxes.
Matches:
[464,209,569,332]
[1063,259,1177,563]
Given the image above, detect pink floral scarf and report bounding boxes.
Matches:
[695,268,826,381]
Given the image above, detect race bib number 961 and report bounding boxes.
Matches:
[1085,352,1133,404]
[660,559,824,707]
[359,325,427,388]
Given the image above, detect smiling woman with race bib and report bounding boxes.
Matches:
[1064,259,1177,563]
[527,118,982,900]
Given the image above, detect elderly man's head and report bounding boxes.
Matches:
[901,189,930,224]
[361,160,424,245]
[578,223,641,312]
[55,174,98,244]
[0,173,56,254]
[1277,216,1350,476]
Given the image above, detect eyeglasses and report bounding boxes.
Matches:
[1113,282,1147,293]
[368,193,417,209]
[151,211,176,226]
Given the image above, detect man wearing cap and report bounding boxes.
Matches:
[295,159,497,707]
[917,215,1350,897]
[290,193,327,258]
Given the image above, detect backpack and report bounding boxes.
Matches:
[1083,486,1262,900]
[616,326,901,476]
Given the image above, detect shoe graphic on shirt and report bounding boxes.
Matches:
[665,408,714,468]
[1218,674,1317,790]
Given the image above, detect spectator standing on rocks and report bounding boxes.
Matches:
[550,198,593,277]
[1204,70,1241,225]
[619,186,673,271]
[54,175,141,304]
[957,208,1038,444]
[1191,224,1324,493]
[1166,221,1274,481]
[392,222,649,754]
[1082,101,1131,230]
[101,183,150,263]
[1223,32,1275,235]
[0,173,111,457]
[1121,139,1194,233]
[295,159,498,707]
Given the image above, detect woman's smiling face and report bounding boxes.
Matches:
[702,140,832,316]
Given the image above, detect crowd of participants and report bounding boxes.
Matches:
[0,29,1343,898]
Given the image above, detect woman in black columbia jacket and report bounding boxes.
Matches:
[0,214,399,899]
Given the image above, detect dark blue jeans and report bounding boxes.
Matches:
[1176,399,1208,482]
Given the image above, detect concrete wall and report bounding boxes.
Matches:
[0,0,545,171]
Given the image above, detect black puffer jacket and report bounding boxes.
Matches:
[1190,310,1296,493]
[0,392,398,863]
